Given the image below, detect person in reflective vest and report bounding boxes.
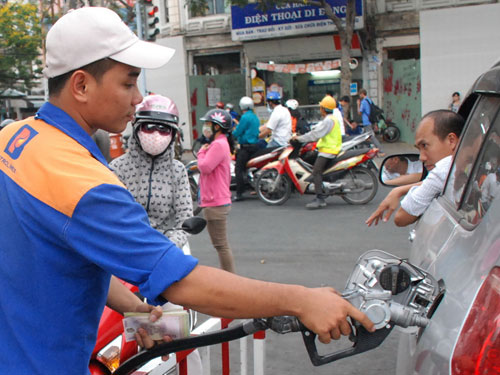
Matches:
[292,95,342,209]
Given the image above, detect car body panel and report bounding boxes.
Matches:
[396,59,500,375]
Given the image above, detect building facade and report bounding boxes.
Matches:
[147,0,498,146]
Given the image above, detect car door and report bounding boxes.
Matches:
[396,94,500,375]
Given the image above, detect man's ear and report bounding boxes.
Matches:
[448,132,460,151]
[69,70,92,103]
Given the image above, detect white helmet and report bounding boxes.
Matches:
[285,99,299,110]
[0,119,15,130]
[239,96,254,110]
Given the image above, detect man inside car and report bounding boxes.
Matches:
[366,110,464,227]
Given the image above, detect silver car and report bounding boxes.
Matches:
[393,61,500,374]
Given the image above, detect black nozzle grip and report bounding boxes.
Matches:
[301,323,393,366]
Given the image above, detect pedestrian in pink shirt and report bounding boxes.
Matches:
[197,108,236,273]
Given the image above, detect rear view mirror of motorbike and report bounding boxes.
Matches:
[181,216,207,234]
[379,153,427,187]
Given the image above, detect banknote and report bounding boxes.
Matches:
[123,310,190,342]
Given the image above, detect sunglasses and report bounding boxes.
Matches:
[140,123,173,135]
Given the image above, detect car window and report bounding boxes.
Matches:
[444,96,500,226]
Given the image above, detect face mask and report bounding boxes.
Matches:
[137,130,172,156]
[202,125,213,139]
[267,104,273,113]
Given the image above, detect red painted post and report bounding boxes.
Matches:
[177,349,195,375]
[221,318,232,375]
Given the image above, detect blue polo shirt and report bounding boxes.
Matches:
[0,103,198,374]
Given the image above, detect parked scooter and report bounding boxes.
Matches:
[89,217,206,375]
[255,140,379,206]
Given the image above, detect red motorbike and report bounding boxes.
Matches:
[255,141,379,206]
[89,217,206,375]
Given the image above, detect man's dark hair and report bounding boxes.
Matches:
[423,109,465,140]
[359,88,367,96]
[48,58,118,97]
[326,90,334,97]
[452,92,460,97]
[340,96,350,103]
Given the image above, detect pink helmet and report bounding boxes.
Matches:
[134,95,180,131]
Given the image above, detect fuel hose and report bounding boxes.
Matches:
[114,319,267,375]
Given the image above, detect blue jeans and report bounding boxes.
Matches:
[267,139,285,148]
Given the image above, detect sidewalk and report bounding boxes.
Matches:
[379,140,416,156]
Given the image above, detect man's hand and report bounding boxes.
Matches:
[366,184,417,226]
[297,287,375,343]
[365,188,403,226]
[134,303,172,360]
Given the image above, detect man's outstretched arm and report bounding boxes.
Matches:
[365,183,420,226]
[162,265,375,344]
[394,207,419,227]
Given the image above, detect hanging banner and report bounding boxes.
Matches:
[255,58,358,73]
[231,0,363,42]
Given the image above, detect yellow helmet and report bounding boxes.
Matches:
[319,96,337,111]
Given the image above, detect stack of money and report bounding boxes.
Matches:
[123,310,190,342]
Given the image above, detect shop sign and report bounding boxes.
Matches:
[231,0,363,42]
[255,58,358,74]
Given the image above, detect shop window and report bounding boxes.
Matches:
[189,0,228,17]
[386,47,420,60]
[192,53,240,75]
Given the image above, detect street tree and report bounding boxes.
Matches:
[0,2,42,93]
[188,0,359,98]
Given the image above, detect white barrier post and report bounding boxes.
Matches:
[253,330,266,375]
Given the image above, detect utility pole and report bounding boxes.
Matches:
[135,0,147,96]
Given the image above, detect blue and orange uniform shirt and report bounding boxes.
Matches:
[0,102,198,374]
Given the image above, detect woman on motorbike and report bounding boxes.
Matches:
[197,108,236,273]
[110,95,193,248]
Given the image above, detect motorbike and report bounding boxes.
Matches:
[113,249,442,375]
[89,217,206,375]
[254,139,379,206]
[185,145,287,207]
[374,116,400,143]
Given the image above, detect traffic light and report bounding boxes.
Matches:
[142,0,159,41]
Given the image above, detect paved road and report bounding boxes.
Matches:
[188,142,418,375]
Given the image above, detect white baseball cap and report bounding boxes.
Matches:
[43,7,175,78]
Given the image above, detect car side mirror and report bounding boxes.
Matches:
[379,154,427,187]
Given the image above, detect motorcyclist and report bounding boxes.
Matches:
[292,95,342,210]
[285,99,309,135]
[259,91,292,148]
[232,96,261,201]
[110,95,193,248]
[225,102,240,128]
